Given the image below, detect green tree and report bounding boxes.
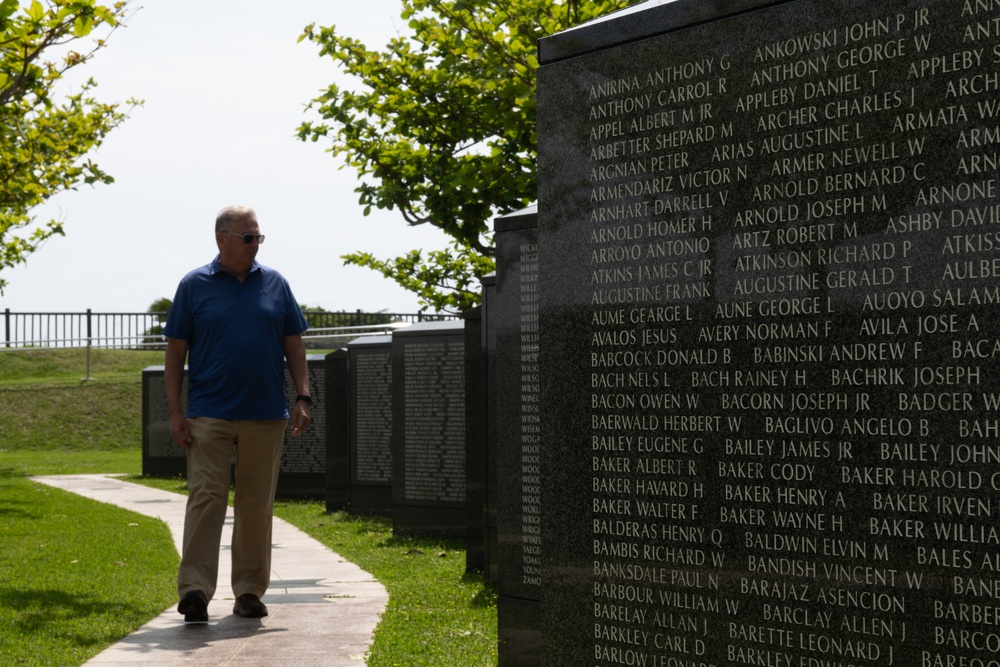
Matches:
[298,0,634,312]
[0,0,137,293]
[299,303,395,329]
[147,296,171,315]
[143,296,171,345]
[343,239,496,314]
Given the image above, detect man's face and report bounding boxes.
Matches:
[216,216,261,273]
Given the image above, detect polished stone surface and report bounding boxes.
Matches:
[535,0,1000,665]
[347,335,394,514]
[493,209,541,665]
[325,349,350,511]
[482,273,499,584]
[391,321,467,538]
[464,303,489,574]
[539,0,775,64]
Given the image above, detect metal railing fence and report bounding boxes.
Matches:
[2,308,456,351]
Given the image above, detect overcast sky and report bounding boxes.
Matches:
[0,0,459,315]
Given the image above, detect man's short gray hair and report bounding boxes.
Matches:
[215,205,256,232]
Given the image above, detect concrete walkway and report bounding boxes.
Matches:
[31,474,388,666]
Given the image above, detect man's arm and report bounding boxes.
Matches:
[165,336,192,449]
[285,334,311,436]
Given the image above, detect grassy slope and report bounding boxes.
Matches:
[0,350,179,666]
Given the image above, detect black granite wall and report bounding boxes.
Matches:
[142,365,188,478]
[347,335,394,514]
[326,348,350,511]
[484,272,499,582]
[493,208,543,665]
[535,0,1000,665]
[391,321,467,537]
[465,300,493,575]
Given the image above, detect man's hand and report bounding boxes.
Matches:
[291,401,311,436]
[165,337,191,449]
[170,413,193,450]
[285,334,311,436]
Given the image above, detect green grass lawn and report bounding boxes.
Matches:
[0,348,498,666]
[0,473,178,667]
[274,504,497,666]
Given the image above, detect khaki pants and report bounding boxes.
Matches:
[177,417,286,601]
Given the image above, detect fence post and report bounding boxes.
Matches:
[84,308,92,382]
[4,308,9,348]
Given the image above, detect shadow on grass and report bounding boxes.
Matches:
[0,498,37,520]
[375,533,498,611]
[326,509,390,525]
[0,468,40,519]
[462,572,499,610]
[382,533,465,551]
[0,587,146,647]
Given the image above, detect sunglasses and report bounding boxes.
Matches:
[222,231,265,244]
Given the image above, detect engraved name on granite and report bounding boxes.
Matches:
[391,321,467,537]
[534,1,1000,665]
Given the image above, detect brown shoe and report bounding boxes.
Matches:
[178,590,208,624]
[233,593,268,618]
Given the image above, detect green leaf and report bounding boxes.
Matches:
[73,15,93,37]
[25,0,43,22]
[0,0,17,20]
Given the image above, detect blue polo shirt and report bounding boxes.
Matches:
[164,256,309,420]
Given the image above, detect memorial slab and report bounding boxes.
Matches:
[347,335,395,514]
[142,365,188,478]
[326,348,350,511]
[493,207,542,665]
[465,301,490,574]
[278,354,327,498]
[483,272,499,583]
[391,321,467,538]
[535,1,1000,665]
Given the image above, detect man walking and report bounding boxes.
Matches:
[164,205,311,623]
